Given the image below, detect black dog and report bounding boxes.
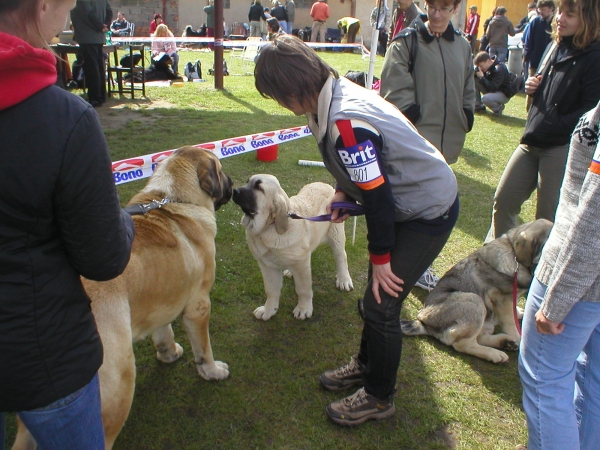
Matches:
[344,70,379,88]
[144,57,180,81]
[184,24,207,37]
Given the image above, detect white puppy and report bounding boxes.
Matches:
[232,174,353,320]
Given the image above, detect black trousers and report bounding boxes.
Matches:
[79,43,106,104]
[357,200,458,400]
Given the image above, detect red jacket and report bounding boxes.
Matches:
[466,12,480,37]
[310,0,330,22]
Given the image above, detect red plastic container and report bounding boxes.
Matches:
[256,144,279,162]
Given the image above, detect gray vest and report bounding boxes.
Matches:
[309,76,457,222]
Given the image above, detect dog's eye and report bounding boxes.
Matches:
[253,180,264,192]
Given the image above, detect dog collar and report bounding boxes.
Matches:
[124,197,172,216]
[288,201,365,221]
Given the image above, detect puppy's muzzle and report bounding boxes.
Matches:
[232,187,257,216]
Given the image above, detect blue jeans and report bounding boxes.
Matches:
[170,52,179,75]
[519,278,600,450]
[489,46,508,63]
[0,373,104,450]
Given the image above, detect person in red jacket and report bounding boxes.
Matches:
[310,0,330,43]
[466,5,481,54]
[149,13,163,35]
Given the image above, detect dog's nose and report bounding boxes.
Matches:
[232,188,243,203]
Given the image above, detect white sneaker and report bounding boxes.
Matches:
[414,267,439,291]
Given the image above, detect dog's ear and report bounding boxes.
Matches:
[197,155,223,197]
[530,236,543,266]
[530,220,553,265]
[272,193,290,234]
[514,220,553,268]
[514,226,534,268]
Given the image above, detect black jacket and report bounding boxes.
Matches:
[522,38,600,148]
[0,84,134,411]
[479,59,513,97]
[248,3,267,22]
[271,5,288,22]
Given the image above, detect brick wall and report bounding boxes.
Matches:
[110,0,180,36]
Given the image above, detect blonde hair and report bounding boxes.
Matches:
[153,23,174,38]
[0,0,56,49]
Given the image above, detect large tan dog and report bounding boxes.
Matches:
[232,174,353,320]
[401,219,553,363]
[13,147,232,449]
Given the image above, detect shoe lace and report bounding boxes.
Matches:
[344,388,368,407]
[333,357,360,377]
[421,268,439,285]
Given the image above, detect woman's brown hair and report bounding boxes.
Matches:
[254,35,338,109]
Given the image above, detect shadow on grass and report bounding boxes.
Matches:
[481,111,527,129]
[403,289,521,428]
[452,171,496,242]
[220,90,269,115]
[113,301,456,449]
[460,147,492,171]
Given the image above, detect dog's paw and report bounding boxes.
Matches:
[293,305,313,320]
[502,339,520,352]
[489,350,510,364]
[254,306,277,321]
[336,275,354,292]
[156,343,184,363]
[197,360,230,380]
[283,270,293,278]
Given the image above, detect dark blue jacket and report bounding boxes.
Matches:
[523,15,553,70]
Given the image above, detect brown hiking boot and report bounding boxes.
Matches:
[326,387,396,426]
[319,355,364,391]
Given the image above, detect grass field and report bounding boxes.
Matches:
[5,48,536,450]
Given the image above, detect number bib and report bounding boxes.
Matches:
[337,140,384,190]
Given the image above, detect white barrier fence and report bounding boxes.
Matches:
[112,125,312,185]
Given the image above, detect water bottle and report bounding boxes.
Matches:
[105,30,112,45]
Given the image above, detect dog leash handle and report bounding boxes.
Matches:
[288,201,365,221]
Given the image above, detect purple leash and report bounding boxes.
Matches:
[288,201,365,221]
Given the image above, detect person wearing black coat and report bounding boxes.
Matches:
[249,0,267,37]
[485,0,600,243]
[0,1,134,447]
[70,0,113,107]
[270,0,288,33]
[473,51,514,115]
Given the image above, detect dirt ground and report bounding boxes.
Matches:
[94,99,176,131]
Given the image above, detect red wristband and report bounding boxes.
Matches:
[369,252,391,265]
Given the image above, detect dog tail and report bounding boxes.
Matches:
[400,319,428,336]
